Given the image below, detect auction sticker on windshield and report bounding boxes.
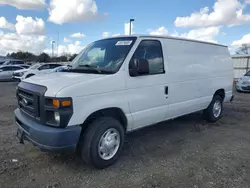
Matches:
[116,41,133,46]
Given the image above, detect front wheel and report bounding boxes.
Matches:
[236,88,242,93]
[203,95,223,122]
[80,117,125,169]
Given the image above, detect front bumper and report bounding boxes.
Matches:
[236,84,250,92]
[15,109,81,152]
[12,76,21,82]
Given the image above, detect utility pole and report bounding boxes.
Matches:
[51,41,55,57]
[57,32,59,57]
[129,18,135,35]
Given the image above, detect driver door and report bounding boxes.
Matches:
[126,39,169,130]
[0,67,12,80]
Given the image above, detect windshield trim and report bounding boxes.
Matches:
[70,37,137,74]
[63,68,113,74]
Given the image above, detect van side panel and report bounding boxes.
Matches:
[163,39,233,119]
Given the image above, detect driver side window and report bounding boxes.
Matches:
[130,40,164,75]
[86,48,105,63]
[38,64,50,70]
[2,67,12,71]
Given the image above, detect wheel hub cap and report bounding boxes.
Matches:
[98,128,120,160]
[213,100,222,118]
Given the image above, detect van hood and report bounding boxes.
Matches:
[24,72,105,96]
[239,76,250,82]
[242,76,250,81]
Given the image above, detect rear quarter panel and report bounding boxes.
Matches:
[163,39,233,118]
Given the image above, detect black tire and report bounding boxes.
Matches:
[236,89,242,93]
[80,117,125,169]
[25,74,35,79]
[203,95,223,122]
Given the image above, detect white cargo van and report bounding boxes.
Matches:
[15,35,234,168]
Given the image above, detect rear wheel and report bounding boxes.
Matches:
[80,117,124,169]
[203,95,223,122]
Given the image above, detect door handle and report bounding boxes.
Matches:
[165,86,168,97]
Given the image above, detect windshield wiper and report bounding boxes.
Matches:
[79,64,99,69]
[78,65,113,74]
[64,65,113,74]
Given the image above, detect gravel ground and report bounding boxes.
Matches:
[0,82,250,188]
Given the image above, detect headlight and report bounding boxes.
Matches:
[242,81,248,85]
[54,112,60,123]
[45,97,73,128]
[19,72,24,76]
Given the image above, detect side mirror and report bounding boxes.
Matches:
[129,59,149,77]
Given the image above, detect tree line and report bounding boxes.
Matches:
[6,44,249,62]
[236,44,250,55]
[6,51,78,62]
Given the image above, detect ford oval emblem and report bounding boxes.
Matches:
[23,98,28,105]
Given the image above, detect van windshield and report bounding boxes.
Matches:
[69,37,137,74]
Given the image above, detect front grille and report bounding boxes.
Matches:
[16,82,47,124]
[242,86,250,91]
[17,88,40,118]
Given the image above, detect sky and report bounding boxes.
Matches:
[0,0,250,56]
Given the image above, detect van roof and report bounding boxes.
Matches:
[106,34,227,48]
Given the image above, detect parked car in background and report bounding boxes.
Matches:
[1,59,25,67]
[12,68,29,81]
[236,70,250,92]
[13,63,62,81]
[0,65,25,81]
[51,65,68,73]
[20,65,30,69]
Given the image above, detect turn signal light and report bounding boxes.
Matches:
[52,99,71,108]
[61,100,71,107]
[52,99,60,108]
